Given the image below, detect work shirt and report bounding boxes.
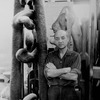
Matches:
[44,49,81,86]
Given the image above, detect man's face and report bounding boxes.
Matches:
[54,30,69,49]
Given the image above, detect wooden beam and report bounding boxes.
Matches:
[10,0,24,100]
[33,0,48,100]
[89,0,97,100]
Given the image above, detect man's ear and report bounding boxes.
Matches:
[19,0,26,7]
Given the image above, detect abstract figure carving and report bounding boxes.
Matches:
[13,0,37,63]
[11,0,38,100]
[23,93,37,100]
[11,0,47,100]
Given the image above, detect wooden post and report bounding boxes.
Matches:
[10,0,24,100]
[33,0,48,100]
[89,0,97,100]
[11,0,47,100]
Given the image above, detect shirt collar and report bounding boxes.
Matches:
[64,49,72,56]
[54,48,72,57]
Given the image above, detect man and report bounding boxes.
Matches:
[44,30,81,100]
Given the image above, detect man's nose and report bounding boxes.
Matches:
[59,38,62,42]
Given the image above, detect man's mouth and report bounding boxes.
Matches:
[58,43,63,47]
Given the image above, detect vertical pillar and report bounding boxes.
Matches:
[33,0,48,100]
[89,0,97,100]
[10,0,24,100]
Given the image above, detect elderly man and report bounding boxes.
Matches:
[44,30,81,100]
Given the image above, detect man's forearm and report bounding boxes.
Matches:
[60,72,78,81]
[46,68,67,78]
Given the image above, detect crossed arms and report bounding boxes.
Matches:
[44,63,78,81]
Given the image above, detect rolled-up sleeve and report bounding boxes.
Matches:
[44,54,53,78]
[71,53,81,75]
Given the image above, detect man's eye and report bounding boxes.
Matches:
[55,37,59,41]
[61,36,65,40]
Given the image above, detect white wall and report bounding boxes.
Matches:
[0,0,14,69]
[44,2,90,48]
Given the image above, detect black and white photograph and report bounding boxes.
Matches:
[0,0,99,100]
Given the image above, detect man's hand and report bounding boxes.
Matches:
[46,62,56,69]
[62,67,71,73]
[46,63,71,73]
[60,72,78,81]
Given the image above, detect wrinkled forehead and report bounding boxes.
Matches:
[54,30,69,38]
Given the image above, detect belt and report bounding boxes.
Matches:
[49,84,74,88]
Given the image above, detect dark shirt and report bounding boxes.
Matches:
[44,49,81,86]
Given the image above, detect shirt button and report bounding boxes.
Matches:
[60,61,62,64]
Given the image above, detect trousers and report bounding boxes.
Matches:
[48,85,79,100]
